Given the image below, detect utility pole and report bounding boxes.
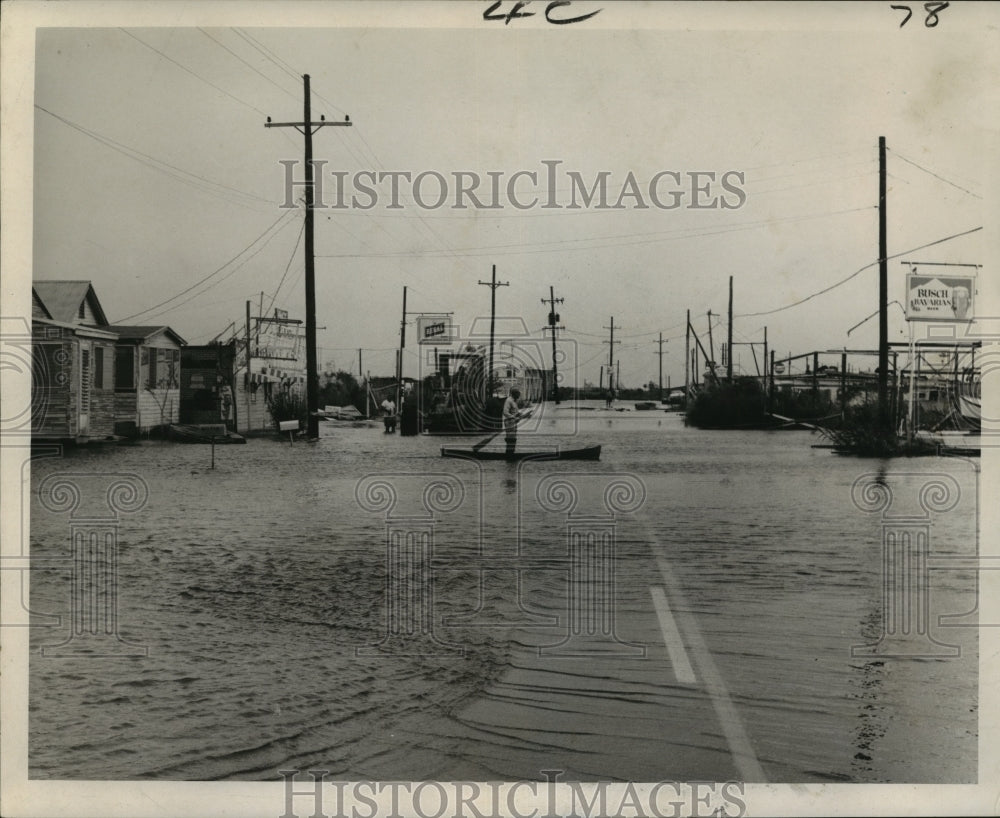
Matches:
[878,135,889,432]
[763,326,768,393]
[769,350,775,411]
[656,332,666,400]
[246,299,252,433]
[727,276,734,381]
[706,311,716,379]
[396,286,407,412]
[542,286,565,403]
[266,74,352,439]
[478,264,508,399]
[685,309,690,400]
[604,317,620,393]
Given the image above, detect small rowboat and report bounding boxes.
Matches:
[441,444,601,461]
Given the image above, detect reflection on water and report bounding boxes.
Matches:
[27,405,978,781]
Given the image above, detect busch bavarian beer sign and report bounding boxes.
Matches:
[905,271,975,322]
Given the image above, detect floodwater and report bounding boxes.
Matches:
[27,403,979,783]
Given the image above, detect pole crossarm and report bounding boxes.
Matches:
[265,118,352,133]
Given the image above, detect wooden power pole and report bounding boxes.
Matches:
[604,317,620,392]
[656,332,666,399]
[542,286,564,403]
[479,264,508,399]
[684,309,690,399]
[396,286,407,412]
[266,74,351,439]
[727,276,734,381]
[878,136,889,431]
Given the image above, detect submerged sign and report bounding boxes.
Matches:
[905,272,975,322]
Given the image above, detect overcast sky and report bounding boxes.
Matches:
[27,3,994,388]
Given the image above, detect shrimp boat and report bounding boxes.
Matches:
[956,368,981,429]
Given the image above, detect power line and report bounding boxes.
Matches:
[316,205,874,259]
[139,213,300,323]
[120,29,269,117]
[737,225,983,319]
[890,150,982,200]
[234,29,469,277]
[35,104,274,208]
[198,28,302,103]
[112,208,297,323]
[233,29,302,84]
[263,216,306,317]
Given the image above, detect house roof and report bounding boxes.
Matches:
[32,290,53,319]
[33,317,119,340]
[32,281,109,326]
[106,325,187,346]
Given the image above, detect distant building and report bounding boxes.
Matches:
[232,310,306,434]
[494,361,546,402]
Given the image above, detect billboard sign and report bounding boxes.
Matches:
[417,314,456,345]
[905,272,975,322]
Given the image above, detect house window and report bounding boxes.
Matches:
[146,348,158,389]
[94,347,104,389]
[115,346,135,390]
[80,348,91,411]
[166,349,179,388]
[78,301,86,320]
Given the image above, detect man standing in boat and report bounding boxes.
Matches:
[503,387,521,454]
[381,396,396,434]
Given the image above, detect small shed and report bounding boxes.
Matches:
[106,325,187,435]
[180,342,238,429]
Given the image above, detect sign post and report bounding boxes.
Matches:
[903,265,977,442]
[279,419,299,446]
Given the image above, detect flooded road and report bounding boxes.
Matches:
[27,404,978,782]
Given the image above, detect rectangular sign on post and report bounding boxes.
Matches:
[905,272,976,322]
[417,314,456,345]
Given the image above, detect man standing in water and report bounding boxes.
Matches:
[503,388,521,454]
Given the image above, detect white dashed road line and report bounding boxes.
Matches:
[654,556,767,782]
[650,585,698,685]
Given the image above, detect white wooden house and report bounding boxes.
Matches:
[106,325,186,435]
[31,280,186,439]
[31,281,119,441]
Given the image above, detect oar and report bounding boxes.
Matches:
[472,429,501,452]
